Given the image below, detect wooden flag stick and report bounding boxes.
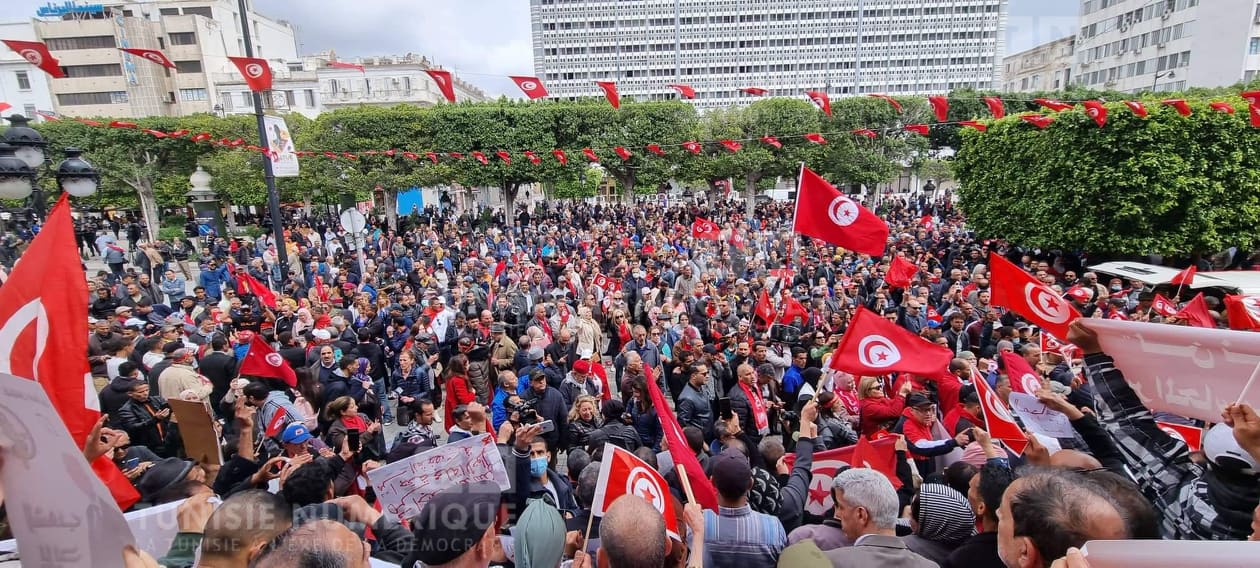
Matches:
[676,460,697,504]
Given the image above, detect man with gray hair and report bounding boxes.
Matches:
[824,468,938,567]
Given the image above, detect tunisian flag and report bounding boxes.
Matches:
[595,81,620,109]
[2,39,65,78]
[885,255,918,288]
[509,75,548,99]
[784,436,898,516]
[592,443,683,537]
[1151,293,1179,317]
[425,69,456,103]
[830,306,952,376]
[1175,293,1215,328]
[793,166,888,256]
[989,252,1080,339]
[1000,351,1043,396]
[755,290,776,325]
[972,368,1028,455]
[691,217,721,240]
[0,194,139,509]
[239,334,298,387]
[643,374,719,510]
[119,47,175,69]
[668,84,696,99]
[236,270,277,308]
[1170,265,1197,286]
[778,295,810,325]
[1225,294,1260,330]
[228,56,272,91]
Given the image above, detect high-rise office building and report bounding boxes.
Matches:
[1074,0,1260,93]
[25,0,297,118]
[529,0,1008,109]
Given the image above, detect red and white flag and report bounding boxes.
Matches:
[806,91,832,116]
[972,368,1028,455]
[1157,421,1202,452]
[778,296,810,325]
[551,149,568,165]
[595,81,620,109]
[239,334,298,387]
[691,217,721,240]
[119,47,175,69]
[1151,293,1179,318]
[989,252,1080,339]
[2,39,64,78]
[1082,100,1108,128]
[741,87,768,96]
[755,290,776,325]
[668,84,696,99]
[592,444,681,538]
[1170,265,1197,286]
[264,406,290,438]
[1000,351,1043,396]
[590,273,621,293]
[784,436,898,516]
[1175,293,1215,329]
[919,214,934,231]
[793,166,888,256]
[235,270,277,308]
[509,75,548,99]
[1224,294,1260,330]
[0,194,139,509]
[885,255,918,289]
[228,56,272,91]
[644,371,718,510]
[327,60,365,73]
[728,231,746,251]
[830,306,952,376]
[1039,332,1075,358]
[425,69,456,103]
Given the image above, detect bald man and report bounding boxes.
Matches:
[195,490,293,568]
[254,519,370,568]
[598,495,667,568]
[997,469,1128,568]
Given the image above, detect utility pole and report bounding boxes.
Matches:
[237,0,288,285]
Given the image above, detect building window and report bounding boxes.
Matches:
[63,64,123,78]
[23,104,36,117]
[183,6,212,17]
[45,35,116,50]
[57,91,128,106]
[303,89,315,107]
[168,32,197,46]
[1251,38,1260,55]
[219,93,233,111]
[179,88,208,101]
[174,60,203,73]
[283,90,295,106]
[159,7,179,15]
[15,71,29,90]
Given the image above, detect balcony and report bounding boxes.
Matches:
[318,88,439,106]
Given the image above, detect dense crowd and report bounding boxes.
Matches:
[2,193,1259,568]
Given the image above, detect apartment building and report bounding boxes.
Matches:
[530,0,1009,109]
[1003,35,1075,92]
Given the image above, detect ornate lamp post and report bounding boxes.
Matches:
[186,166,225,237]
[0,114,99,220]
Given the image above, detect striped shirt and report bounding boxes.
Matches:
[703,504,787,568]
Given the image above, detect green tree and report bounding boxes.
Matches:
[552,166,604,199]
[954,96,1260,256]
[556,100,697,200]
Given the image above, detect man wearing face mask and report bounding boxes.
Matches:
[509,424,579,519]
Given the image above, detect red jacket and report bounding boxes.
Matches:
[859,395,906,437]
[444,374,476,432]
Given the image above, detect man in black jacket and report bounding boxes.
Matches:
[198,334,237,414]
[115,381,180,458]
[676,363,714,435]
[727,363,768,446]
[943,429,1014,568]
[524,368,568,452]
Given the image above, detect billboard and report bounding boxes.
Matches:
[262,115,299,178]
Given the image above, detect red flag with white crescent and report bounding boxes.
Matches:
[119,47,175,69]
[2,39,64,78]
[668,84,695,99]
[830,306,952,376]
[784,436,899,516]
[0,194,139,509]
[1156,421,1202,452]
[1000,351,1044,396]
[239,335,298,387]
[1039,331,1076,358]
[509,75,548,99]
[806,91,832,116]
[988,252,1080,339]
[973,368,1028,455]
[690,217,721,240]
[228,56,272,91]
[592,444,681,538]
[425,69,456,103]
[1151,293,1179,318]
[595,81,620,109]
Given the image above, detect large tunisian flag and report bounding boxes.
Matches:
[989,252,1080,339]
[643,371,719,510]
[829,306,952,376]
[793,166,888,256]
[592,443,682,538]
[0,194,140,509]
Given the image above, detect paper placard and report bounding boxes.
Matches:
[1081,539,1260,567]
[1008,392,1076,439]
[167,398,223,465]
[366,433,511,523]
[0,372,134,567]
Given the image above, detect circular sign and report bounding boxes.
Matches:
[521,80,538,90]
[1024,283,1071,324]
[339,209,367,233]
[19,48,41,66]
[265,352,284,367]
[827,196,859,227]
[244,62,265,78]
[625,467,664,512]
[857,335,900,368]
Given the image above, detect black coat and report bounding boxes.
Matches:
[525,386,568,449]
[101,376,142,419]
[198,351,237,410]
[352,341,389,381]
[115,396,178,457]
[941,531,1004,568]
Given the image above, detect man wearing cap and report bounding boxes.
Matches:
[280,422,329,458]
[399,480,504,567]
[560,359,599,407]
[489,322,519,372]
[525,368,568,451]
[157,348,212,403]
[897,391,972,477]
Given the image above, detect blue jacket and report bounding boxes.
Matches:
[198,265,233,298]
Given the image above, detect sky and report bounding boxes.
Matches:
[0,0,1078,97]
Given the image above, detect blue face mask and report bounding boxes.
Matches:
[530,457,548,477]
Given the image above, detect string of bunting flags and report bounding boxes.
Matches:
[7,38,1260,162]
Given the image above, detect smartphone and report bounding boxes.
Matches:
[347,429,361,453]
[536,420,555,434]
[270,457,289,475]
[123,457,140,470]
[718,397,733,420]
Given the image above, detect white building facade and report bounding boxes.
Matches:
[1074,0,1260,93]
[530,0,1008,109]
[0,21,57,119]
[1003,35,1075,92]
[25,0,298,118]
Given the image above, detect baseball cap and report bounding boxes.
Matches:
[311,329,331,341]
[1067,286,1092,302]
[281,422,312,444]
[906,392,935,409]
[115,306,133,315]
[528,347,544,361]
[710,448,753,497]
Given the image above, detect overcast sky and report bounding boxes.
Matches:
[0,0,1077,97]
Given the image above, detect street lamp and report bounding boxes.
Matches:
[1152,70,1175,92]
[0,114,99,219]
[0,143,35,200]
[2,114,47,169]
[56,148,99,197]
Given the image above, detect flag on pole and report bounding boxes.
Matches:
[0,194,140,509]
[885,256,918,289]
[829,306,952,376]
[643,372,718,510]
[783,436,899,516]
[227,56,272,91]
[1151,293,1179,318]
[792,166,888,256]
[988,252,1080,339]
[1000,351,1043,396]
[690,217,721,240]
[239,334,298,387]
[972,368,1028,455]
[592,443,682,538]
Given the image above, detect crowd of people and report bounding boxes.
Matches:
[3,193,1260,568]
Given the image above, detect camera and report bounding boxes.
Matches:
[781,411,801,424]
[769,323,801,344]
[506,397,539,424]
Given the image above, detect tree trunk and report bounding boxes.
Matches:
[134,177,159,242]
[302,194,312,219]
[502,182,517,228]
[383,188,399,232]
[744,173,760,219]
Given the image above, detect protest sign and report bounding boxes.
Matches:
[168,398,223,465]
[366,433,510,523]
[1081,539,1260,567]
[1008,392,1076,439]
[1082,319,1260,423]
[0,372,134,567]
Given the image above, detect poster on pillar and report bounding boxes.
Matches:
[263,115,299,178]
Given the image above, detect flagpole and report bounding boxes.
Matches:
[676,460,698,504]
[1236,360,1260,404]
[238,0,289,289]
